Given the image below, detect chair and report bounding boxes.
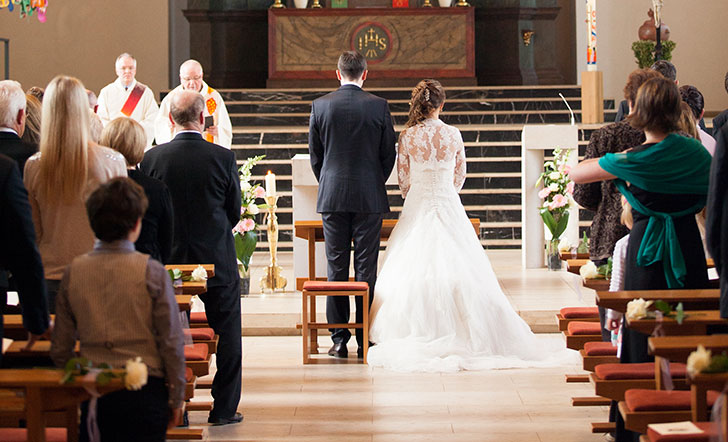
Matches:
[301,281,369,364]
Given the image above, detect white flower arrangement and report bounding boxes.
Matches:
[124,357,148,391]
[625,298,653,322]
[687,345,712,377]
[579,261,602,279]
[190,265,208,282]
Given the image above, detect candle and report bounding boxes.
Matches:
[586,0,597,71]
[265,170,277,197]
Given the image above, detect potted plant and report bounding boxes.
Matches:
[233,155,267,295]
[536,147,574,270]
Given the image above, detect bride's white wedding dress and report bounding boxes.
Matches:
[367,118,575,372]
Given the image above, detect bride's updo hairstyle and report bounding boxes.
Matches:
[406,79,445,128]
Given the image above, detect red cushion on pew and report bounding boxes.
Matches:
[625,389,720,412]
[560,307,599,318]
[184,327,215,340]
[189,312,207,323]
[185,367,194,383]
[567,321,602,335]
[584,341,618,356]
[647,421,717,442]
[594,362,687,380]
[0,428,66,442]
[302,281,369,291]
[184,343,209,361]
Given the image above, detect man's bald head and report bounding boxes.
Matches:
[179,60,204,93]
[170,90,204,131]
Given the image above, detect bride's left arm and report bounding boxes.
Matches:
[453,130,466,192]
[397,133,411,199]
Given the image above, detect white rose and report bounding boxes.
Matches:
[549,171,561,180]
[241,181,252,192]
[625,298,653,322]
[191,265,208,282]
[579,261,600,279]
[558,239,572,253]
[247,203,260,215]
[687,345,712,377]
[549,183,560,192]
[124,357,148,391]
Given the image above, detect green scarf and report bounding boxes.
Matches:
[598,134,711,288]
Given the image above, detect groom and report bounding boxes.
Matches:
[308,51,396,358]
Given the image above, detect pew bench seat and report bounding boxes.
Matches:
[564,321,603,350]
[189,312,208,329]
[580,341,619,371]
[184,328,218,354]
[0,428,66,442]
[557,307,599,331]
[184,344,211,377]
[591,363,688,401]
[619,389,721,434]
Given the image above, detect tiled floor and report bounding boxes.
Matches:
[185,250,607,441]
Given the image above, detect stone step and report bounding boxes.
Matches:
[229,110,617,127]
[226,98,616,114]
[213,85,583,102]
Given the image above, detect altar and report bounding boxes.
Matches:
[267,7,475,87]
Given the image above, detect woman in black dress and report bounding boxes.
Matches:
[100,117,174,263]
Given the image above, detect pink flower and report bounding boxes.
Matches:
[549,194,568,210]
[253,186,266,199]
[233,218,256,234]
[565,181,575,195]
[558,163,571,174]
[538,187,551,199]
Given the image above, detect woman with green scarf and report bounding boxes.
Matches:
[571,77,711,442]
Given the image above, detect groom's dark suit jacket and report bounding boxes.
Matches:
[309,84,396,213]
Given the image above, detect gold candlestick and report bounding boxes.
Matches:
[311,0,322,8]
[454,0,470,6]
[260,195,288,292]
[422,0,433,7]
[270,0,286,9]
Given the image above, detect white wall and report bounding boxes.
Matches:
[0,1,169,96]
[576,0,728,113]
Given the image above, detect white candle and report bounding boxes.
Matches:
[265,170,277,197]
[586,0,597,71]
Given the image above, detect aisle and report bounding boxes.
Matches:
[188,336,605,441]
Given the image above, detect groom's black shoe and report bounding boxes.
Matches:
[328,343,348,358]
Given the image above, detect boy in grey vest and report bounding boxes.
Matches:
[51,177,185,442]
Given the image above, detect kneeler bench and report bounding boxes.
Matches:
[184,343,211,377]
[619,389,721,434]
[301,281,369,364]
[590,363,688,402]
[189,312,209,329]
[580,341,619,372]
[184,328,218,354]
[557,307,599,331]
[564,321,603,350]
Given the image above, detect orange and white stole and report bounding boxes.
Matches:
[119,83,146,117]
[204,86,218,143]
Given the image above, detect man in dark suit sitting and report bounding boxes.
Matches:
[308,51,397,359]
[0,80,36,176]
[140,90,242,425]
[0,154,50,364]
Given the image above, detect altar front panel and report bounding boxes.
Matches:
[268,8,475,81]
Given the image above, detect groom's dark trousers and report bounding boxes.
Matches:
[308,83,396,348]
[322,212,382,346]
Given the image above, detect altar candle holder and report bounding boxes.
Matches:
[260,195,288,292]
[454,0,470,6]
[270,0,286,9]
[422,0,433,8]
[311,0,322,8]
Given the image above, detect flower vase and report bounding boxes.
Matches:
[546,239,562,271]
[239,262,251,296]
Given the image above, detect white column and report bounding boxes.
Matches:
[521,125,579,269]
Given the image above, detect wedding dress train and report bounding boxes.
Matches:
[367,118,575,372]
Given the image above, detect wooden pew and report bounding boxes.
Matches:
[627,310,728,336]
[165,264,215,278]
[0,369,124,442]
[596,289,720,313]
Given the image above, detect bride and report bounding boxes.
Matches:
[367,79,574,372]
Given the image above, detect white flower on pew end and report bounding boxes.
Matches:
[191,265,208,282]
[124,357,148,391]
[687,345,712,377]
[246,203,260,215]
[579,261,601,279]
[625,298,653,322]
[558,239,572,253]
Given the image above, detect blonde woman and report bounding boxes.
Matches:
[23,75,126,312]
[100,117,173,263]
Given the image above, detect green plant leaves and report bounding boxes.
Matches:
[235,230,257,270]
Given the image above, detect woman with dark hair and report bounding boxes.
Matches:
[367,79,573,372]
[571,77,711,441]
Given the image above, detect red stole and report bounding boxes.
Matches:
[119,83,146,117]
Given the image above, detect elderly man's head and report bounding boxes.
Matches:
[115,53,137,87]
[179,60,204,93]
[0,80,27,135]
[170,90,204,131]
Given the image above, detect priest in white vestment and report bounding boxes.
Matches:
[154,60,233,149]
[96,53,159,146]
